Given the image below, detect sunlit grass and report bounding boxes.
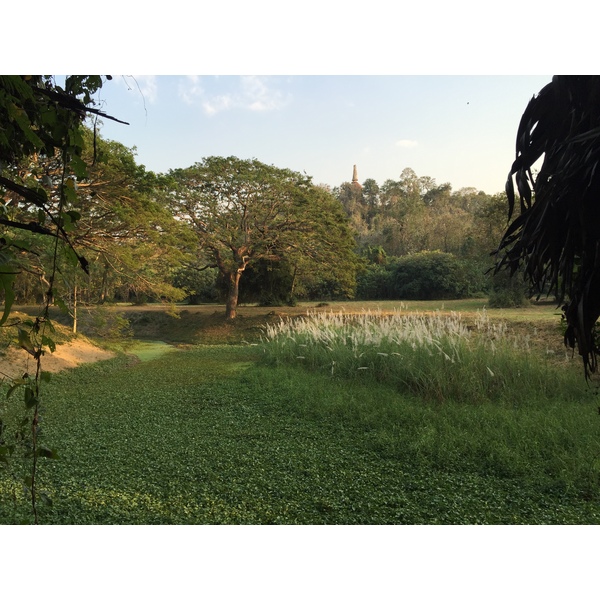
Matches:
[261,309,584,407]
[1,346,599,524]
[259,309,600,500]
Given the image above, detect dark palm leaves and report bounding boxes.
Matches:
[495,75,600,376]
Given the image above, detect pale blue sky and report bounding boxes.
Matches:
[11,1,589,198]
[93,75,552,195]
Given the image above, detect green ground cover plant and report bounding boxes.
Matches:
[1,302,598,524]
[261,309,600,497]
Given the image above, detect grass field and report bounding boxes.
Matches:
[1,300,599,524]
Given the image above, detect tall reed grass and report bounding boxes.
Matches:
[261,310,600,495]
[262,309,586,407]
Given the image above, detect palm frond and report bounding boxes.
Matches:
[495,75,600,375]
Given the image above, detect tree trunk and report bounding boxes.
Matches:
[289,264,298,303]
[225,271,242,319]
[100,262,108,304]
[72,283,78,334]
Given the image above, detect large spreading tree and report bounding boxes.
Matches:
[170,156,358,319]
[494,75,600,375]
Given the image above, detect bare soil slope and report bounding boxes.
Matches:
[0,339,116,380]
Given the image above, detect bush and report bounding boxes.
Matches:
[488,269,531,308]
[356,253,489,301]
[391,251,469,300]
[355,263,396,300]
[173,266,219,304]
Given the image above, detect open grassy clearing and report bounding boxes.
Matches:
[1,300,598,524]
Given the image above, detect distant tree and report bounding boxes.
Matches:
[494,75,600,374]
[361,178,380,224]
[173,261,219,304]
[170,156,358,319]
[362,244,388,265]
[336,181,365,218]
[422,182,452,206]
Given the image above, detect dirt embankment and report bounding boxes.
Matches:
[0,340,116,381]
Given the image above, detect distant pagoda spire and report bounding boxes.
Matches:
[352,164,362,187]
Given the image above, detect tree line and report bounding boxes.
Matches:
[1,76,524,332]
[5,138,521,321]
[331,168,525,305]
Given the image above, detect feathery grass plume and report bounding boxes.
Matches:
[261,309,583,407]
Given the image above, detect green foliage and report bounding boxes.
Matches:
[362,244,388,265]
[488,268,531,308]
[235,258,295,306]
[356,252,477,301]
[0,75,129,521]
[1,341,598,524]
[173,264,219,304]
[356,253,490,301]
[0,76,103,165]
[76,306,133,340]
[391,251,469,300]
[355,263,396,300]
[170,157,358,318]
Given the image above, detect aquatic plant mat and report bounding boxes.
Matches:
[1,309,600,522]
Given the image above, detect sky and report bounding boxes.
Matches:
[92,74,553,195]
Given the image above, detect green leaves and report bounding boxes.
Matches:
[170,157,358,318]
[59,208,82,233]
[0,75,123,524]
[6,100,44,150]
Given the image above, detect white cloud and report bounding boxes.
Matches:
[395,139,418,148]
[240,76,289,112]
[114,75,158,104]
[178,75,204,105]
[178,75,290,116]
[136,76,158,103]
[202,94,235,116]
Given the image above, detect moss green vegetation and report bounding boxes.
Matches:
[1,302,599,524]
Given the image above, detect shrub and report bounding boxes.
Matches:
[355,262,396,300]
[391,251,468,300]
[173,265,219,304]
[488,269,531,308]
